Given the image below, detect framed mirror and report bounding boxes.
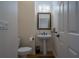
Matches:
[37,13,51,30]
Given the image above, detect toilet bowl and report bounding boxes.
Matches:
[17,38,32,57]
[18,47,32,57]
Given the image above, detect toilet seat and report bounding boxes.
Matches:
[18,47,32,52]
[18,47,32,56]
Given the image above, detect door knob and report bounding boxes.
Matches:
[55,32,57,33]
[56,34,60,38]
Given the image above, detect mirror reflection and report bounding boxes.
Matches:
[37,13,51,30]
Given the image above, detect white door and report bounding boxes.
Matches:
[66,1,79,57]
[56,2,68,57]
[55,1,79,58]
[0,2,18,57]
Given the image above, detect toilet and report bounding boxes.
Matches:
[17,38,32,58]
[18,47,32,57]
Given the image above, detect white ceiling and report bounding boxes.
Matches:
[52,1,59,6]
[35,1,59,6]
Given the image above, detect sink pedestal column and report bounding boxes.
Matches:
[37,34,51,55]
[43,39,47,55]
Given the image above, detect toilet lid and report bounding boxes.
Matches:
[18,47,32,52]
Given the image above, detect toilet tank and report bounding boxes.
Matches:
[17,37,21,48]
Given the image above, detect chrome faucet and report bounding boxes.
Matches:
[40,32,47,35]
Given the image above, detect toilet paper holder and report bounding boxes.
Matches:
[29,36,35,41]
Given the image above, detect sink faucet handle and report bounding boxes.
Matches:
[43,32,45,35]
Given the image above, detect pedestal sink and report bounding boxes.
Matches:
[37,34,51,55]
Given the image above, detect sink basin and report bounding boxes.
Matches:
[37,34,51,55]
[37,34,51,38]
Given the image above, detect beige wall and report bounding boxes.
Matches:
[18,1,35,53]
[18,1,53,53]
